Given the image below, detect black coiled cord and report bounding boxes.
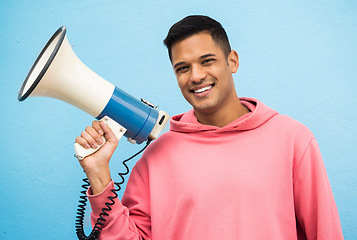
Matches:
[75,139,152,240]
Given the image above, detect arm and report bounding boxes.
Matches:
[76,121,151,239]
[87,180,146,240]
[76,120,115,194]
[293,138,343,239]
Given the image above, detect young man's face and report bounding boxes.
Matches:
[171,32,239,116]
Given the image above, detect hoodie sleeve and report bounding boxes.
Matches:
[87,165,151,240]
[293,137,343,239]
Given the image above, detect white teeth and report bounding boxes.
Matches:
[194,85,212,93]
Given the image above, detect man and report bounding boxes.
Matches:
[76,15,343,239]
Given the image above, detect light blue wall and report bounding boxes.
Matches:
[1,1,356,239]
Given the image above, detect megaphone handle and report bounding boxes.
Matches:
[74,116,127,160]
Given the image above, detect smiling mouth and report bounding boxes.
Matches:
[191,84,214,94]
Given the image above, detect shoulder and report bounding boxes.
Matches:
[270,114,314,136]
[263,114,316,153]
[135,130,180,167]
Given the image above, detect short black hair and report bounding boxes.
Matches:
[163,15,231,61]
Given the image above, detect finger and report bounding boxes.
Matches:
[75,136,90,149]
[85,126,103,146]
[81,129,99,149]
[99,120,118,145]
[92,121,104,136]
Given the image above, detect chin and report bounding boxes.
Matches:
[193,104,219,115]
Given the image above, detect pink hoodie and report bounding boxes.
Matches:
[88,97,343,240]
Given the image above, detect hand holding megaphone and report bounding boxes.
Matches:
[75,119,120,195]
[74,116,126,160]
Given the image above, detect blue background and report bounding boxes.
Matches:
[1,1,356,239]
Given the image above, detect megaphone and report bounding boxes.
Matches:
[18,26,169,159]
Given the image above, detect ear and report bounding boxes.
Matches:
[228,50,239,73]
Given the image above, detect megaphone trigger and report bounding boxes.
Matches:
[74,116,126,160]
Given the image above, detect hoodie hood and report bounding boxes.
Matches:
[170,97,279,133]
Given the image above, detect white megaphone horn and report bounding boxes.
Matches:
[18,26,169,159]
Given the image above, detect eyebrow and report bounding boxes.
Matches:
[173,53,217,69]
[200,53,216,59]
[173,61,186,70]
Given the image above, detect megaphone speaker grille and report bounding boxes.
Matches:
[18,26,67,101]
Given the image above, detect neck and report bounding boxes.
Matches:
[194,97,250,128]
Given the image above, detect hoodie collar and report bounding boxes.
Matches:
[170,97,279,133]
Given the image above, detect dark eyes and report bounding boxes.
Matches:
[176,66,189,74]
[202,58,216,65]
[175,58,216,74]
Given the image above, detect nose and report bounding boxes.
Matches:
[190,65,206,83]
